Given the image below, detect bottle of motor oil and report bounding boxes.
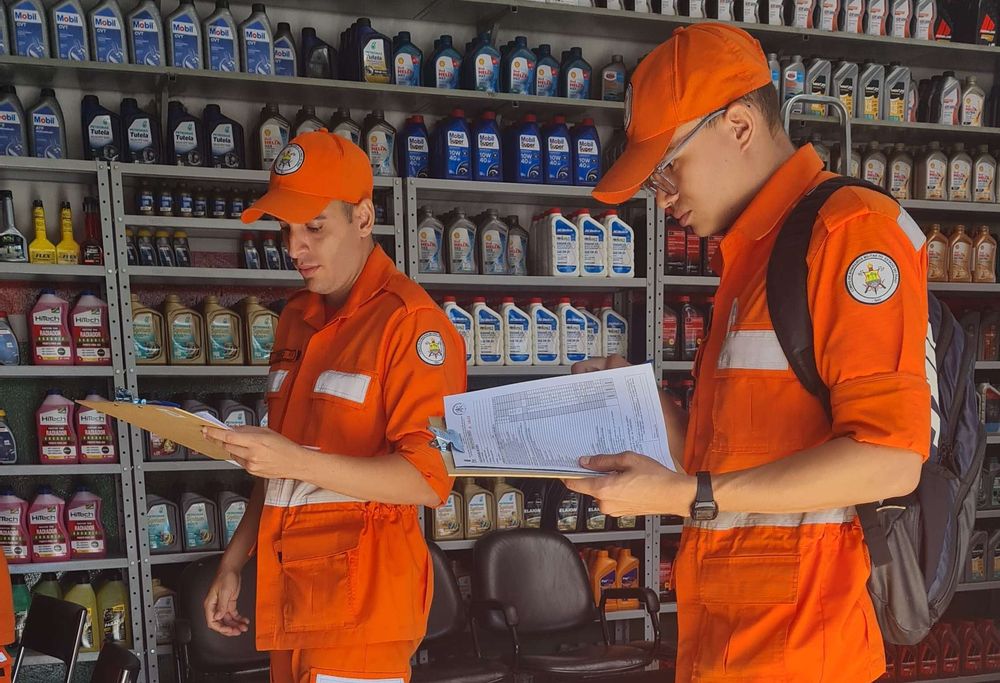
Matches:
[505,215,528,276]
[121,97,160,163]
[968,0,999,45]
[363,109,396,177]
[431,108,471,180]
[354,18,392,84]
[442,297,473,365]
[600,299,629,357]
[163,294,205,365]
[416,207,445,274]
[0,191,26,263]
[923,225,945,281]
[766,52,781,95]
[201,0,237,71]
[397,115,429,179]
[154,229,173,266]
[601,210,635,277]
[857,62,885,120]
[256,103,290,170]
[27,200,54,265]
[0,314,18,365]
[913,0,936,39]
[933,1,954,40]
[503,36,536,95]
[425,34,461,89]
[472,298,503,366]
[840,0,864,31]
[273,21,296,77]
[166,0,202,69]
[917,141,948,200]
[50,0,88,61]
[300,26,336,78]
[81,94,120,161]
[932,71,961,126]
[543,208,580,276]
[461,479,495,538]
[571,118,601,187]
[831,61,858,120]
[679,296,704,360]
[572,209,607,277]
[238,296,276,366]
[217,398,255,429]
[865,0,889,34]
[131,294,165,365]
[542,115,572,185]
[67,486,105,559]
[818,0,842,30]
[862,141,887,189]
[529,298,560,365]
[889,0,913,36]
[0,490,29,562]
[239,3,272,75]
[949,142,973,202]
[55,201,78,265]
[167,101,204,167]
[151,579,176,644]
[596,54,628,102]
[974,225,997,283]
[32,572,61,600]
[203,104,245,169]
[136,228,156,265]
[96,570,130,646]
[202,296,243,365]
[27,87,64,159]
[71,291,110,366]
[88,0,126,63]
[29,486,69,560]
[10,578,28,641]
[974,145,996,203]
[949,225,973,282]
[76,390,116,464]
[9,0,49,57]
[468,110,501,181]
[217,490,248,547]
[962,76,986,127]
[533,43,560,98]
[577,303,601,359]
[884,63,910,123]
[560,47,592,99]
[389,31,421,87]
[146,494,180,553]
[888,143,913,200]
[804,58,832,116]
[63,572,98,652]
[501,298,531,366]
[463,31,500,92]
[478,210,508,275]
[181,491,221,551]
[443,209,474,275]
[127,0,163,65]
[810,133,831,169]
[557,298,587,365]
[504,114,542,184]
[291,104,323,136]
[329,107,360,147]
[786,0,817,27]
[783,55,806,114]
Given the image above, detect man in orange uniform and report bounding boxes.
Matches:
[201,131,466,683]
[568,24,930,682]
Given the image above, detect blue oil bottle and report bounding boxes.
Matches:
[126,0,163,66]
[572,117,602,186]
[80,94,120,161]
[425,34,461,89]
[472,110,502,182]
[167,100,204,167]
[560,47,592,99]
[463,32,500,92]
[166,0,202,69]
[397,115,429,179]
[203,0,238,72]
[239,3,273,75]
[27,88,65,159]
[88,0,127,64]
[300,27,335,78]
[432,108,471,180]
[534,43,560,98]
[121,97,160,164]
[9,0,50,58]
[503,114,542,184]
[50,0,89,61]
[204,104,245,169]
[392,31,422,86]
[542,115,572,185]
[503,36,536,95]
[273,21,296,77]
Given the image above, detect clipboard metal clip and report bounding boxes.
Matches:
[429,426,465,454]
[114,388,146,405]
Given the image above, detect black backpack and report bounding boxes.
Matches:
[766,176,986,645]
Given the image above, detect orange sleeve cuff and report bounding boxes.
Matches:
[396,434,453,506]
[830,372,931,460]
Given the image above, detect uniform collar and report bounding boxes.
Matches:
[729,144,825,242]
[297,245,396,330]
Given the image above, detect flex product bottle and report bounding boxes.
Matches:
[50,0,88,61]
[76,390,117,463]
[167,0,202,69]
[239,3,273,75]
[88,0,126,63]
[55,202,78,265]
[472,111,502,181]
[127,0,163,65]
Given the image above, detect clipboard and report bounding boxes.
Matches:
[77,399,231,461]
[428,417,593,479]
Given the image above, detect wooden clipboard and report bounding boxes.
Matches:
[429,417,591,479]
[76,400,231,461]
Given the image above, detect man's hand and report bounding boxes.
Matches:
[572,354,632,374]
[565,452,697,518]
[203,566,250,637]
[203,426,306,479]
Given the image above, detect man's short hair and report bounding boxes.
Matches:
[709,84,784,135]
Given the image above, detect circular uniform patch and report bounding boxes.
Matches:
[845,252,900,305]
[417,331,446,366]
[273,143,305,175]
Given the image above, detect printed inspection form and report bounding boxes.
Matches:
[442,364,674,476]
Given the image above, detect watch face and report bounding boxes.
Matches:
[691,501,719,522]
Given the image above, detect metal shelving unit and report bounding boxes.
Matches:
[0,158,148,678]
[148,551,223,566]
[977,509,1000,519]
[956,581,1000,593]
[134,365,268,378]
[141,460,240,472]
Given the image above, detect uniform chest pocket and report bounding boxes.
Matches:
[310,370,375,409]
[265,366,296,430]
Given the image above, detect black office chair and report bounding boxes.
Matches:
[411,543,512,683]
[89,642,142,683]
[11,594,86,683]
[173,556,269,682]
[471,529,659,681]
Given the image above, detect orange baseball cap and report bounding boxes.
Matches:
[241,129,373,224]
[593,23,773,205]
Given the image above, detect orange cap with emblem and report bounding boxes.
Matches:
[241,130,373,224]
[593,23,773,205]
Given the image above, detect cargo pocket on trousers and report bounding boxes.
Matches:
[278,510,365,633]
[696,554,798,677]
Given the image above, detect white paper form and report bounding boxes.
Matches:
[443,364,674,475]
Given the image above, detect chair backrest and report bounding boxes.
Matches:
[424,542,467,642]
[175,556,269,673]
[473,529,595,634]
[89,643,141,683]
[12,594,86,683]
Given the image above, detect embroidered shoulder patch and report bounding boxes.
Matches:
[416,331,446,366]
[845,252,900,305]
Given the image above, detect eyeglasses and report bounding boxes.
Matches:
[642,108,727,197]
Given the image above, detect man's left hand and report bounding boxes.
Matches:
[565,452,697,518]
[203,426,306,479]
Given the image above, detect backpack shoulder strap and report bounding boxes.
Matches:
[766,175,896,568]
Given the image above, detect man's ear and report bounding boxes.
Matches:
[356,198,376,238]
[726,102,755,153]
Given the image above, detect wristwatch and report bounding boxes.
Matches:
[690,471,719,521]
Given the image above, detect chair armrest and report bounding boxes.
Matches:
[598,588,661,646]
[173,618,193,646]
[470,599,520,670]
